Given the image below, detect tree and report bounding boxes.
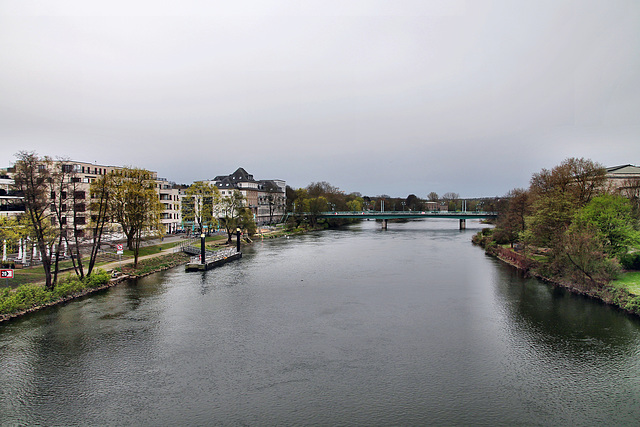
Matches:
[530,157,605,207]
[442,192,460,211]
[525,188,574,248]
[217,189,248,243]
[107,167,164,267]
[307,196,328,226]
[86,174,111,277]
[346,198,363,212]
[47,159,93,281]
[555,227,620,287]
[571,194,640,257]
[12,152,57,289]
[405,194,421,211]
[182,181,220,234]
[494,188,531,245]
[427,192,439,202]
[618,177,640,220]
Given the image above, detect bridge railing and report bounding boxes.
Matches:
[315,210,498,216]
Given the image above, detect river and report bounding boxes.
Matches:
[1,219,640,426]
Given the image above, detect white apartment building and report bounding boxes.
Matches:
[4,160,181,235]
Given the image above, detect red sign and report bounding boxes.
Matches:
[116,244,124,254]
[1,269,14,279]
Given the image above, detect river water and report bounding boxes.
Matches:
[1,219,640,426]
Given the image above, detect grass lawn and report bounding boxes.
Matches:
[2,238,203,288]
[612,271,640,296]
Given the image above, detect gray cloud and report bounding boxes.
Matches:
[1,0,638,197]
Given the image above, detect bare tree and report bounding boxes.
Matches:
[12,152,57,289]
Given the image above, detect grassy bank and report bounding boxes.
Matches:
[0,229,288,321]
[0,270,111,319]
[475,234,640,317]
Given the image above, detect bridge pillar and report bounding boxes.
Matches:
[459,219,466,230]
[382,219,388,230]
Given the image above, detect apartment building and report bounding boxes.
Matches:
[157,178,182,234]
[210,167,286,225]
[5,159,181,235]
[0,170,24,218]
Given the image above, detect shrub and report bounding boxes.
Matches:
[54,277,84,298]
[85,270,110,288]
[620,253,640,270]
[0,284,55,315]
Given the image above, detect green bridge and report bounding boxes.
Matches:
[311,210,498,229]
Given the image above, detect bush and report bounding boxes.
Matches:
[0,269,112,316]
[620,253,640,270]
[0,284,55,315]
[85,270,110,288]
[54,277,84,298]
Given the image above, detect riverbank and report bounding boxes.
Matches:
[483,244,640,317]
[0,227,296,323]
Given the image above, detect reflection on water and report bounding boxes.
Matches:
[1,219,640,425]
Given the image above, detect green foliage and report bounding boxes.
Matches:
[0,270,111,316]
[182,181,220,233]
[54,276,85,297]
[572,194,640,257]
[553,227,621,287]
[85,270,110,288]
[526,188,575,247]
[346,199,363,211]
[620,253,640,270]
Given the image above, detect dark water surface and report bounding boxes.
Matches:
[1,220,640,426]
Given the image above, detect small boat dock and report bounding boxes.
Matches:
[185,248,242,272]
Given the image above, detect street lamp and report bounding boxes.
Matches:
[200,233,205,264]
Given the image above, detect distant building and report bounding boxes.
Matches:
[210,167,286,225]
[606,164,640,195]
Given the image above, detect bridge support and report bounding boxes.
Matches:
[459,219,466,230]
[382,219,388,230]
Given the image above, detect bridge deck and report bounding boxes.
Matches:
[315,211,497,220]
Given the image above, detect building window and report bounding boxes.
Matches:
[74,191,85,199]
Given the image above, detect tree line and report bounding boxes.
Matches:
[2,152,166,290]
[180,181,255,243]
[283,181,499,230]
[1,152,262,291]
[479,157,640,287]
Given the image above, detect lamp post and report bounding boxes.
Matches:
[236,228,241,252]
[200,233,206,264]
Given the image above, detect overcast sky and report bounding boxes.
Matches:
[1,0,638,198]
